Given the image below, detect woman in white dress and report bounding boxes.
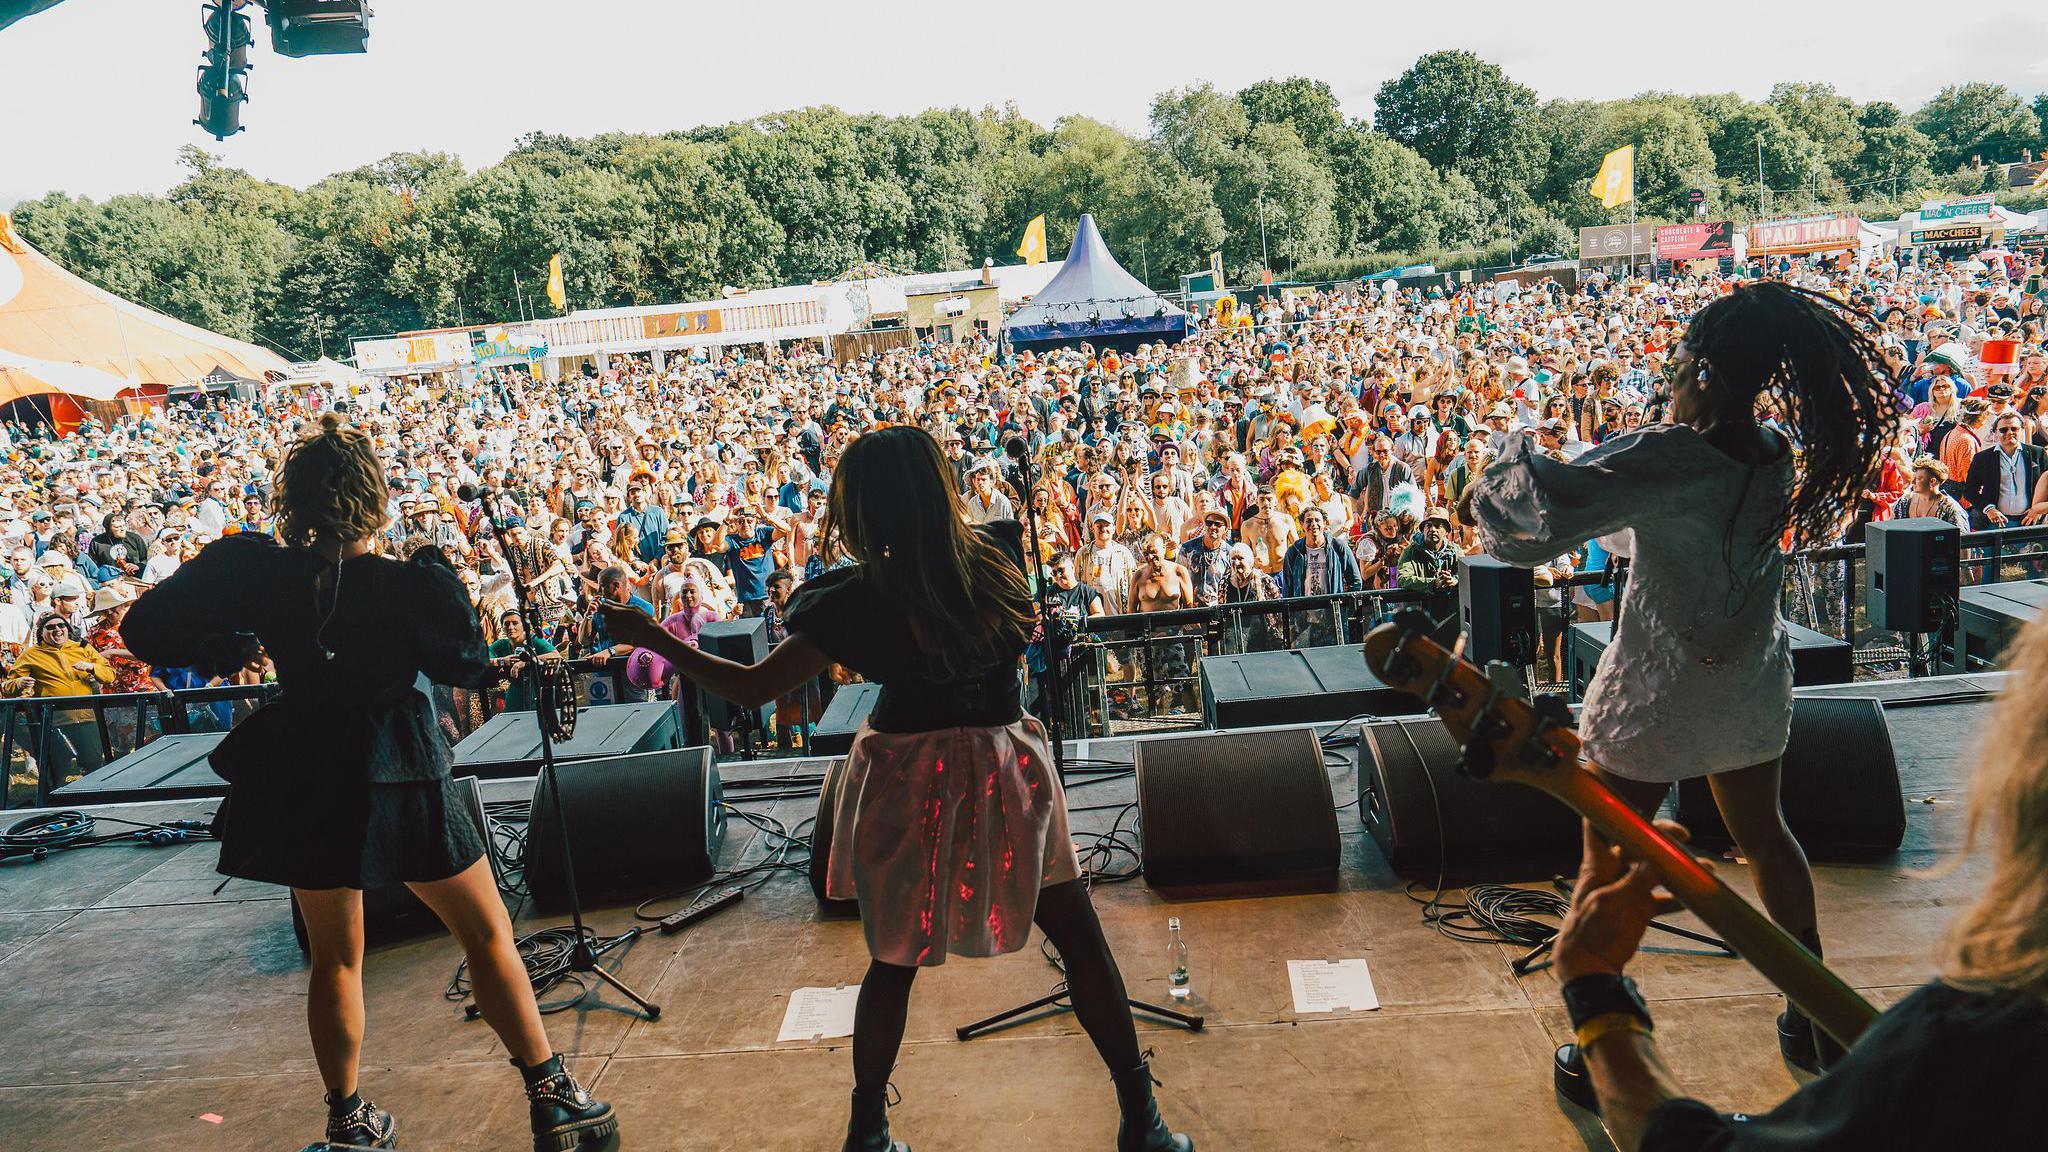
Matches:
[1462,281,1895,1089]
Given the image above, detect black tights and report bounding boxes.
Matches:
[852,879,1141,1091]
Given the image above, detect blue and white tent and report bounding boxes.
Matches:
[1002,214,1188,354]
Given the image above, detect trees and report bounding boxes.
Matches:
[16,53,2048,347]
[1912,83,2041,172]
[1373,50,1541,195]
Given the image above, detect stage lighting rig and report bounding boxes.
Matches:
[265,0,371,57]
[193,1,372,141]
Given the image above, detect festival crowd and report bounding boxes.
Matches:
[0,243,2043,795]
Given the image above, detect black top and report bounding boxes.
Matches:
[786,520,1028,733]
[122,534,490,784]
[1643,981,2048,1150]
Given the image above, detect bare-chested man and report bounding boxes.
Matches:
[1239,488,1299,577]
[1130,533,1199,713]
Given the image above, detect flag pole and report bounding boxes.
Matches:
[1628,149,1637,279]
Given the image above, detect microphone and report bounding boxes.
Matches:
[455,482,488,503]
[1003,434,1029,460]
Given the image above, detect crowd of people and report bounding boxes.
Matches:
[0,243,2043,796]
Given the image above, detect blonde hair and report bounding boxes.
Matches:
[1942,614,2048,999]
[273,414,390,548]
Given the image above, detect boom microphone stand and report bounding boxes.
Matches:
[956,438,1202,1041]
[461,484,661,1021]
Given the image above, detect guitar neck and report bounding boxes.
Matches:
[1554,769,1879,1050]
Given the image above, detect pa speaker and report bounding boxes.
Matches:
[697,618,769,731]
[290,775,492,955]
[812,682,881,757]
[1359,717,1582,874]
[1674,696,1904,859]
[807,758,862,920]
[1866,518,1959,633]
[1459,554,1536,667]
[1133,727,1340,896]
[524,746,725,913]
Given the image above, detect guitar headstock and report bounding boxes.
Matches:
[1362,610,1583,789]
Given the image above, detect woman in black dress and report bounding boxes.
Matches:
[122,416,616,1152]
[602,425,1190,1152]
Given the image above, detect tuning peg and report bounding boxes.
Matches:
[1529,692,1573,731]
[1458,736,1498,780]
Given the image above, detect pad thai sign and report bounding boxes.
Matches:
[1746,215,1862,255]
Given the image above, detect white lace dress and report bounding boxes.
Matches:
[1467,425,1795,783]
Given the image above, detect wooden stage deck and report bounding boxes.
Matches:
[0,676,2004,1150]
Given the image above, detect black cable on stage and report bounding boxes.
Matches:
[0,810,217,863]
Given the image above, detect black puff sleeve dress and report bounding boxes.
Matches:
[123,535,490,890]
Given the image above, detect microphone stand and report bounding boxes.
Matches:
[468,485,660,1021]
[957,440,1203,1041]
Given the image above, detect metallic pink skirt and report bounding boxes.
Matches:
[826,718,1081,967]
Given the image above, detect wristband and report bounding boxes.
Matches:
[1561,972,1651,1029]
[1573,1010,1653,1053]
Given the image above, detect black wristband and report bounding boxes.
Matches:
[1562,973,1651,1030]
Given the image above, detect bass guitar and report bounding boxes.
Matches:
[1361,611,1878,1049]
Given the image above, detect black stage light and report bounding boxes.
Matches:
[195,1,253,140]
[265,0,372,57]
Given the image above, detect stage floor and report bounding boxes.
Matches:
[0,676,2001,1151]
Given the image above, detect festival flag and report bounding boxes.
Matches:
[545,253,566,311]
[1590,145,1634,209]
[1016,214,1048,265]
[2033,165,2048,190]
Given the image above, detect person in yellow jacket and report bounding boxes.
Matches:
[5,612,114,782]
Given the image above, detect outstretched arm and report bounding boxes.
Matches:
[601,602,832,707]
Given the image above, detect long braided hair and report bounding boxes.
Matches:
[1680,281,1893,549]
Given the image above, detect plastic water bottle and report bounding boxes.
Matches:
[1167,917,1190,1000]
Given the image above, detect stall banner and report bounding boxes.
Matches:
[353,332,477,372]
[1578,223,1657,260]
[1654,221,1735,261]
[1919,195,1996,223]
[1911,224,1986,246]
[476,325,548,362]
[1746,215,1862,255]
[641,309,723,340]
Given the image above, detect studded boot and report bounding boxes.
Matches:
[1778,930,1848,1072]
[843,1087,909,1152]
[323,1090,396,1149]
[514,1055,617,1152]
[1112,1061,1193,1152]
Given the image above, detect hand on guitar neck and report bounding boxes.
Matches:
[1360,613,1877,1049]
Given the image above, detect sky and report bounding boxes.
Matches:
[4,0,2047,207]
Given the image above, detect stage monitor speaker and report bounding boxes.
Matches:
[1133,727,1340,896]
[697,618,770,731]
[807,758,862,919]
[1359,717,1583,874]
[1674,696,1904,859]
[1459,554,1536,667]
[524,745,725,913]
[290,775,492,955]
[812,682,882,757]
[1866,518,1959,633]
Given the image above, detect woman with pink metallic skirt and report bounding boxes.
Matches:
[602,426,1189,1152]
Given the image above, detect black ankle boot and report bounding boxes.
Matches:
[324,1090,396,1149]
[1112,1062,1193,1152]
[1777,932,1847,1073]
[513,1055,617,1152]
[843,1088,909,1152]
[1553,1044,1598,1112]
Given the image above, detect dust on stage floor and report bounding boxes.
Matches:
[0,678,1996,1151]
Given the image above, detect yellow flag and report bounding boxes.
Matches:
[1016,214,1047,265]
[1589,144,1634,209]
[545,253,566,311]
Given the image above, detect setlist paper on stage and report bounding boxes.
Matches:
[1287,959,1380,1014]
[777,985,861,1042]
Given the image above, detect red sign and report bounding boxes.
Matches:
[1655,221,1735,261]
[1746,215,1862,256]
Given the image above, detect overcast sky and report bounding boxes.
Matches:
[5,0,2046,207]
